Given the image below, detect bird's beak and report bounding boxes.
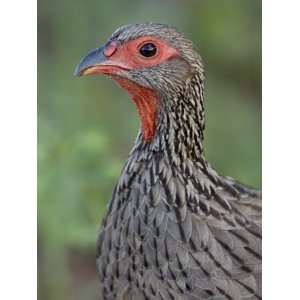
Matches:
[74,42,128,76]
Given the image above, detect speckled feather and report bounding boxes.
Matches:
[95,23,261,300]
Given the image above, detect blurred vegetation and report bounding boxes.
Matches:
[38,0,261,299]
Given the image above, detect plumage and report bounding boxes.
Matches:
[75,23,261,300]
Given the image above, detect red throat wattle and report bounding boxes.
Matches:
[113,76,158,142]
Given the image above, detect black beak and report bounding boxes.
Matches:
[74,45,108,76]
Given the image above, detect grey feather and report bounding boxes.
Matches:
[86,23,262,300]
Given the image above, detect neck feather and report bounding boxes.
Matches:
[133,73,206,165]
[113,73,259,221]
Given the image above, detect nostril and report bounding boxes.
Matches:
[103,41,118,57]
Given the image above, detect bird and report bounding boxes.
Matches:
[74,23,261,300]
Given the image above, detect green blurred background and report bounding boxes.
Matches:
[38,0,261,299]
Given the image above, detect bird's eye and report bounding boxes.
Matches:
[139,43,157,57]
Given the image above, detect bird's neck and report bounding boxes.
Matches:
[116,73,248,217]
[132,73,207,167]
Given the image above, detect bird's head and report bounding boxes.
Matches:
[75,23,204,143]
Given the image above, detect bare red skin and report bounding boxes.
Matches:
[82,36,179,142]
[113,76,159,142]
[103,36,179,69]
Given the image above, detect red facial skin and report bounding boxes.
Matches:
[82,36,180,142]
[113,76,159,142]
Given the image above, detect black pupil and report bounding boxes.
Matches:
[139,43,157,57]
